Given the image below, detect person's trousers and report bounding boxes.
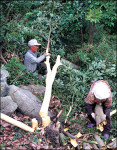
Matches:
[37,62,47,75]
[85,103,111,134]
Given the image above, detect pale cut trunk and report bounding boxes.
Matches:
[1,113,34,132]
[39,55,61,127]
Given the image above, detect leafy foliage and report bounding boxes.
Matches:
[53,58,116,114]
[3,57,41,85]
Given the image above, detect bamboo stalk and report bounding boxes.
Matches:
[0,113,34,132]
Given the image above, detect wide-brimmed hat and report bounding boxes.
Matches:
[28,39,41,47]
[93,82,110,99]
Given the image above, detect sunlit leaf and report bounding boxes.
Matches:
[76,132,82,138]
[70,138,78,147]
[64,128,69,132]
[92,141,98,144]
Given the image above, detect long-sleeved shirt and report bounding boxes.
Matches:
[85,80,112,107]
[24,50,46,72]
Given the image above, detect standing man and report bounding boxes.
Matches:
[24,39,50,75]
[85,80,112,140]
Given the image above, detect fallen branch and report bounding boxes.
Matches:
[62,130,76,139]
[0,113,34,132]
[11,73,26,84]
[108,138,117,148]
[94,134,106,149]
[91,144,98,149]
[83,142,91,150]
[65,105,73,123]
[62,129,98,145]
[52,109,63,124]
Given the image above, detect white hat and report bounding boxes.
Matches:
[93,82,110,99]
[28,39,41,47]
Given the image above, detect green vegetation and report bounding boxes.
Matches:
[0,0,116,147]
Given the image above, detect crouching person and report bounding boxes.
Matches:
[85,80,112,140]
[24,39,50,75]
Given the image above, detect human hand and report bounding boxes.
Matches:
[91,113,96,120]
[104,114,106,119]
[45,53,51,57]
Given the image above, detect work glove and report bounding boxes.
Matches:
[91,113,96,120]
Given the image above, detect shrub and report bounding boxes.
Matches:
[52,58,116,115]
[3,57,41,85]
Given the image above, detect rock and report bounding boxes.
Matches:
[61,58,80,70]
[0,69,9,97]
[0,69,9,82]
[9,85,54,122]
[1,96,18,115]
[18,84,45,95]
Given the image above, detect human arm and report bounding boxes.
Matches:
[26,53,46,64]
[85,83,96,118]
[85,102,95,115]
[103,96,112,118]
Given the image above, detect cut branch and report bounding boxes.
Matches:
[94,134,105,148]
[0,113,34,132]
[52,109,63,123]
[65,105,73,123]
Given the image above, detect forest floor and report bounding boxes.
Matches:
[0,96,115,149]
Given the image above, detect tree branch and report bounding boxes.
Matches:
[0,48,7,64]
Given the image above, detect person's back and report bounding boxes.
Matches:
[24,50,38,72]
